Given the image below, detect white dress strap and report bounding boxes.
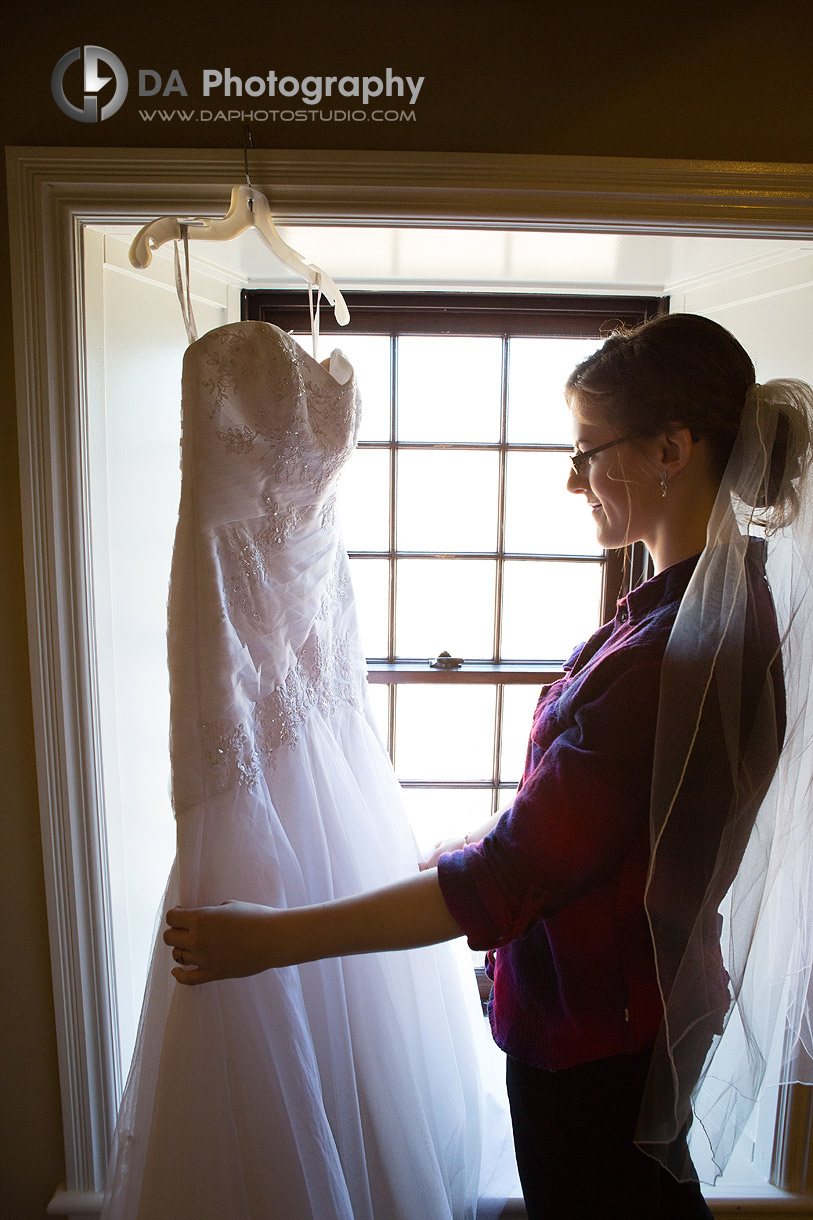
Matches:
[173,225,199,346]
[307,272,323,361]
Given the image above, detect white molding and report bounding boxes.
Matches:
[7,144,813,1198]
[47,1186,105,1217]
[6,153,120,1191]
[665,249,813,319]
[773,1084,813,1194]
[8,145,813,234]
[100,228,246,299]
[665,246,813,298]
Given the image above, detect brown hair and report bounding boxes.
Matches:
[564,313,813,521]
[565,313,755,479]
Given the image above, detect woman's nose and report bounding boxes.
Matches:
[566,466,586,495]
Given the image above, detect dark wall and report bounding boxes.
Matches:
[2,3,811,1216]
[4,0,813,159]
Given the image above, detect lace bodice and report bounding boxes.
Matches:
[186,322,358,501]
[168,322,364,811]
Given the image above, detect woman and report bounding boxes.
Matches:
[164,314,813,1218]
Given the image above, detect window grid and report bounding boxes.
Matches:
[347,348,603,809]
[245,291,663,817]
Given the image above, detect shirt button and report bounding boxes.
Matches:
[618,609,628,623]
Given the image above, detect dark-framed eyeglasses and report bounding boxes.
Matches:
[569,434,640,477]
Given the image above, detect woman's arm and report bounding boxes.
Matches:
[164,866,462,987]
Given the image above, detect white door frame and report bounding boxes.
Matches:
[7,144,813,1216]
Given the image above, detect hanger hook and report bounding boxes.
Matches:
[243,125,254,189]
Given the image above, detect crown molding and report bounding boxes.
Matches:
[8,145,813,235]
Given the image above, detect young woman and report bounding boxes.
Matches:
[164,314,813,1219]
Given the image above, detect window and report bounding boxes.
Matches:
[245,291,661,854]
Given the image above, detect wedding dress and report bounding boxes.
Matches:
[101,319,513,1219]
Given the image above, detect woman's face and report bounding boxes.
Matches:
[566,396,661,551]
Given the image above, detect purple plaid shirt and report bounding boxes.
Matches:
[438,547,783,1070]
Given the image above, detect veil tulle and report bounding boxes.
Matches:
[636,379,813,1182]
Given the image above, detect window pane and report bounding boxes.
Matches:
[340,334,391,442]
[504,452,602,555]
[394,685,496,781]
[396,559,496,659]
[297,332,391,442]
[397,336,502,442]
[507,337,602,443]
[348,557,390,657]
[400,787,495,857]
[398,449,499,552]
[502,560,602,661]
[338,448,390,551]
[500,683,544,784]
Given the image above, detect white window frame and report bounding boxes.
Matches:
[7,145,813,1218]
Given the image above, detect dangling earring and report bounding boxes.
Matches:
[659,470,668,499]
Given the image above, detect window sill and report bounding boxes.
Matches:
[47,1187,103,1216]
[366,661,565,684]
[705,1185,813,1215]
[47,1185,813,1219]
[499,1192,813,1218]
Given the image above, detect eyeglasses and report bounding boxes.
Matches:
[569,434,639,477]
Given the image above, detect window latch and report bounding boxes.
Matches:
[430,650,464,670]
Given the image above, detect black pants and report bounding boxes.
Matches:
[506,1050,714,1220]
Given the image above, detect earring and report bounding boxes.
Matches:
[659,470,668,498]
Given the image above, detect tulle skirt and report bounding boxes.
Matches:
[102,699,515,1219]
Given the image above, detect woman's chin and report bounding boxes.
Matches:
[592,517,612,547]
[594,521,628,551]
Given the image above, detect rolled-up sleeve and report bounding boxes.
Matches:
[437,651,663,952]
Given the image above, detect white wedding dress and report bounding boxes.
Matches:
[101,320,513,1220]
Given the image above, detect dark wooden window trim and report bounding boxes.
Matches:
[243,290,663,336]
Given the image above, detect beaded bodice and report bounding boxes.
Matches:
[167,322,364,812]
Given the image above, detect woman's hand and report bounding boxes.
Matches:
[419,836,466,871]
[164,900,279,986]
[419,805,511,870]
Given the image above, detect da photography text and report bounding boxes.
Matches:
[51,47,425,124]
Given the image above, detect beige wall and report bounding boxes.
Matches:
[3,3,813,1215]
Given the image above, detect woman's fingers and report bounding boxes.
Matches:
[163,907,193,953]
[172,965,212,986]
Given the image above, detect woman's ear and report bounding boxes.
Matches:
[660,424,695,478]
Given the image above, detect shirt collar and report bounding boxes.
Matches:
[616,551,701,625]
